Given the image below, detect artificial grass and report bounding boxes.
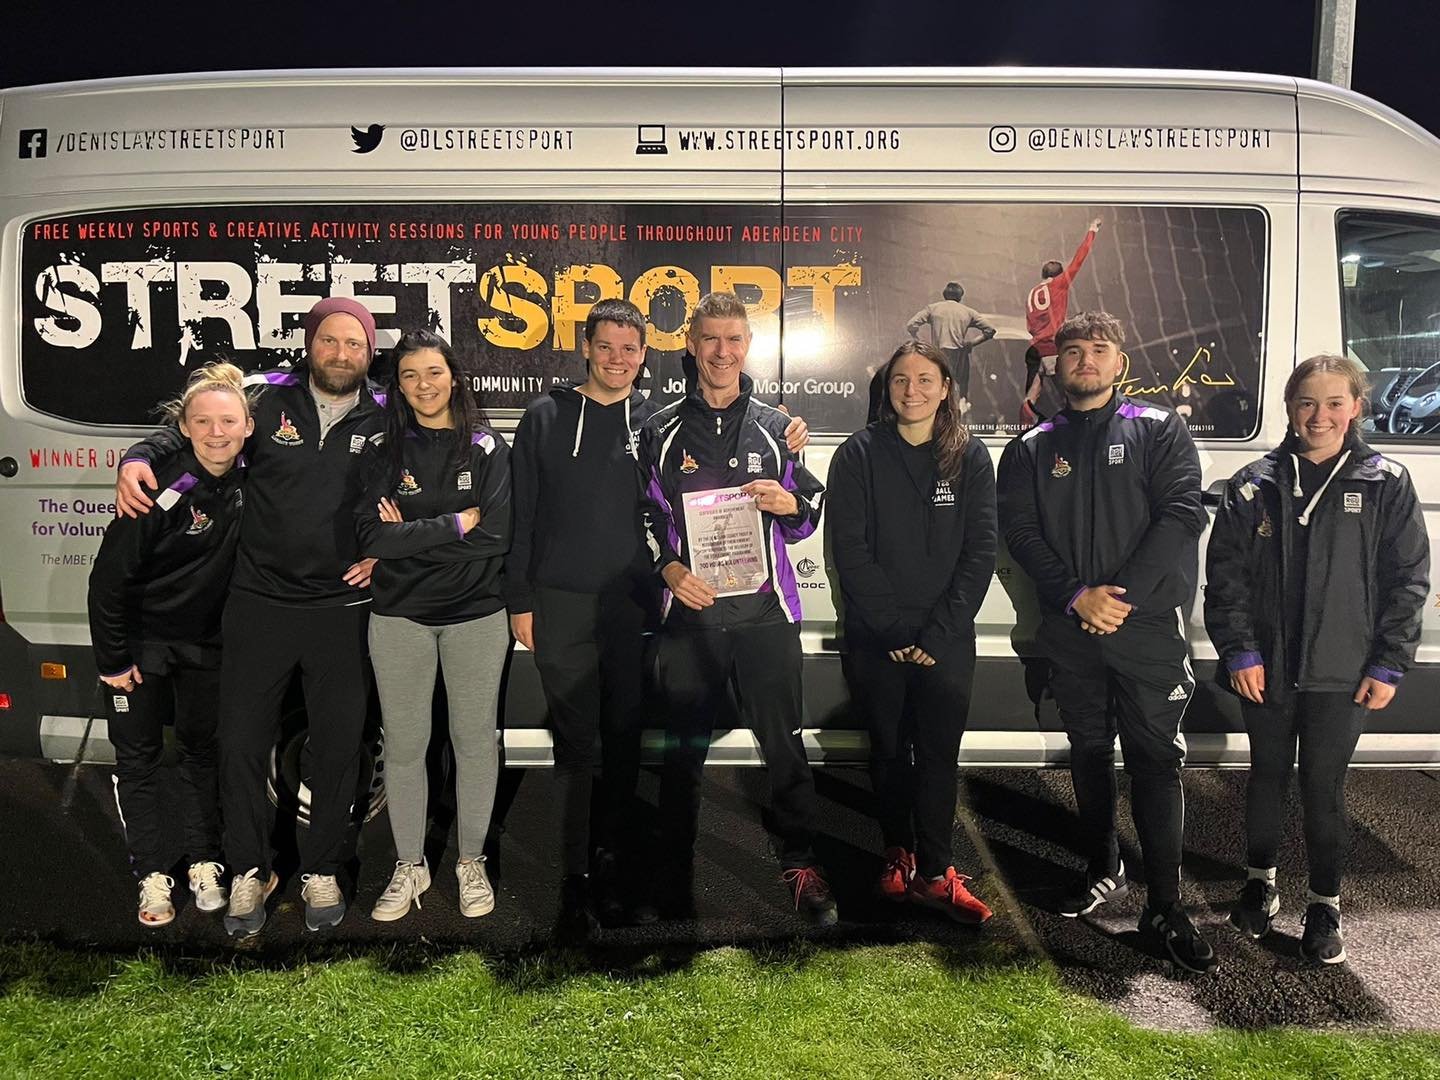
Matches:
[1,939,1438,1079]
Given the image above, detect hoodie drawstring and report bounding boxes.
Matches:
[1292,449,1351,527]
[623,396,636,460]
[572,395,586,458]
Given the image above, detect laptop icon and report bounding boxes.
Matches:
[635,125,668,155]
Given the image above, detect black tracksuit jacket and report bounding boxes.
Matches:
[88,448,244,676]
[355,425,513,625]
[503,384,660,612]
[827,423,997,658]
[1204,429,1429,704]
[997,393,1205,619]
[639,360,824,629]
[122,367,384,607]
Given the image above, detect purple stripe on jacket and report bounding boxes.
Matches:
[771,520,803,621]
[1366,665,1403,685]
[777,461,816,540]
[169,473,199,496]
[258,371,300,386]
[1227,651,1264,672]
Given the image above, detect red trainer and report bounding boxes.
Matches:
[876,846,916,902]
[908,867,992,924]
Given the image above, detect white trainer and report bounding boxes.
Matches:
[457,857,495,918]
[187,861,228,913]
[371,860,432,922]
[137,872,175,927]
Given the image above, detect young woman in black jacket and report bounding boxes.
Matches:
[828,341,997,924]
[1205,354,1429,964]
[88,361,251,926]
[355,330,512,923]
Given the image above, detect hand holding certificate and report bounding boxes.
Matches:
[682,486,769,596]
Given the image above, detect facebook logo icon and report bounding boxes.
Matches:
[18,129,47,159]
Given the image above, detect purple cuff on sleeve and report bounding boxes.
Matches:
[1064,586,1086,615]
[1227,651,1264,673]
[1365,665,1403,686]
[100,667,133,680]
[453,513,466,538]
[119,457,147,468]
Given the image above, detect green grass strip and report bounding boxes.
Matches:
[2,939,1438,1079]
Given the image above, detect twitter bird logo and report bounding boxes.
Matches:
[351,124,384,154]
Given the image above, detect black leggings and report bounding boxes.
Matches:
[1242,692,1365,897]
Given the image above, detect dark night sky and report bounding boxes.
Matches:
[2,1,1436,136]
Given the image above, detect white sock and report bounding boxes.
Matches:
[1247,866,1277,884]
[1306,889,1340,912]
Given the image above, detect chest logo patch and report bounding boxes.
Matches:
[1107,444,1125,465]
[747,451,763,475]
[1051,454,1072,479]
[680,450,698,475]
[457,471,472,492]
[933,480,955,506]
[1344,492,1362,513]
[185,507,213,536]
[349,434,367,454]
[397,469,422,496]
[1257,510,1274,538]
[271,412,303,446]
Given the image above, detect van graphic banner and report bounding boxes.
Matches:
[21,202,1265,437]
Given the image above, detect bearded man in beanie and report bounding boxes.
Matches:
[116,297,385,937]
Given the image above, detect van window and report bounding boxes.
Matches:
[1339,211,1440,440]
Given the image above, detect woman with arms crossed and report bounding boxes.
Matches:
[355,330,512,921]
[88,361,252,926]
[828,341,997,923]
[1205,354,1429,964]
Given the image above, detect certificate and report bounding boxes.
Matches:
[681,486,768,597]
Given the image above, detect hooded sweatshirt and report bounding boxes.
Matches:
[828,422,997,658]
[504,384,660,611]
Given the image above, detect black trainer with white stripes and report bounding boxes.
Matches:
[1058,860,1129,918]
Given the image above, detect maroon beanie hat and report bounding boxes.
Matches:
[303,297,377,356]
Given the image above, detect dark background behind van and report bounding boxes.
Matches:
[1,2,1437,139]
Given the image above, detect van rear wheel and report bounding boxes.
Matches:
[266,722,387,828]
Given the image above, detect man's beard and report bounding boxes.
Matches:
[1058,373,1108,399]
[311,361,366,396]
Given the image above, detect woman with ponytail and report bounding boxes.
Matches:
[828,341,998,923]
[88,361,252,926]
[1205,354,1429,964]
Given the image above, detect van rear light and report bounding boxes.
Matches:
[40,663,67,680]
[0,693,11,709]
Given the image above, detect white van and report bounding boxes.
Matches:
[1,68,1437,777]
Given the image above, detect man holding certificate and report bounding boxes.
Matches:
[638,291,835,927]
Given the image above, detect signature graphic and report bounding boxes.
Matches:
[1117,346,1237,397]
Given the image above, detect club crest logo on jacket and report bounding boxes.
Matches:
[1051,454,1072,479]
[1257,510,1274,538]
[397,469,422,496]
[272,411,303,446]
[185,506,212,536]
[680,450,698,475]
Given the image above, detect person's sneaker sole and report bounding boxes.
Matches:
[224,872,278,939]
[910,891,991,925]
[1301,943,1348,965]
[306,903,346,932]
[138,907,175,927]
[371,879,430,923]
[1060,879,1129,918]
[191,891,227,914]
[459,894,495,919]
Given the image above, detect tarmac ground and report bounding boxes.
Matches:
[3,756,1438,1032]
